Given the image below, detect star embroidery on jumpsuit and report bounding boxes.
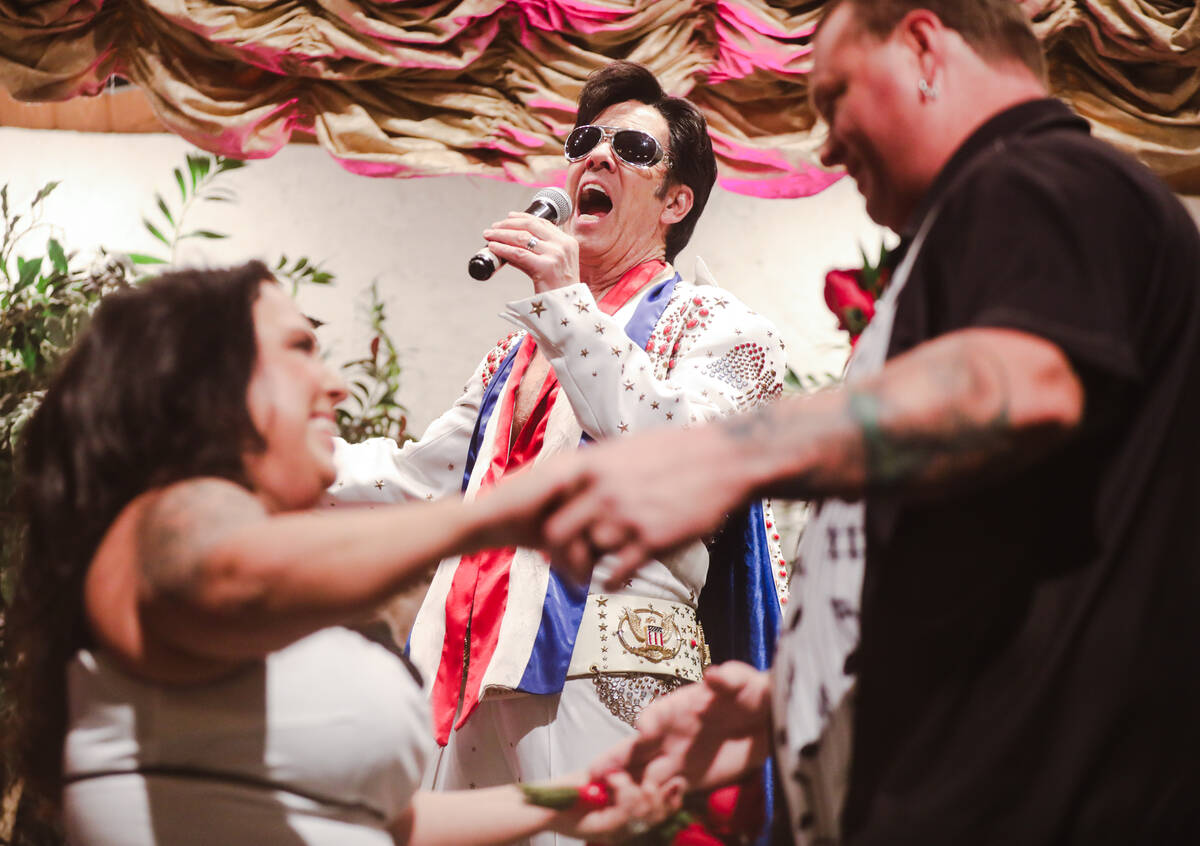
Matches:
[594,323,606,335]
[624,381,635,391]
[619,422,629,433]
[374,480,385,490]
[530,300,547,317]
[575,302,590,313]
[580,348,590,358]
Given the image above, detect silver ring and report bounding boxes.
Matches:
[526,236,538,251]
[626,819,651,836]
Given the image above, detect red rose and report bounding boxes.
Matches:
[705,777,766,837]
[823,269,876,341]
[705,784,740,834]
[520,780,609,811]
[577,780,611,810]
[671,822,725,846]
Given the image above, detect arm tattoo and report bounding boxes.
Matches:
[715,336,1023,497]
[849,345,1013,488]
[721,403,785,443]
[137,480,261,602]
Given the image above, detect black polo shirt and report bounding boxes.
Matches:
[845,99,1200,843]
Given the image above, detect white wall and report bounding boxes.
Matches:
[1,127,880,431]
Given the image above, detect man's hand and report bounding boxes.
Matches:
[543,422,755,589]
[468,456,589,553]
[483,211,581,293]
[590,662,773,796]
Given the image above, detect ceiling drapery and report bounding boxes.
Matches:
[0,0,1196,196]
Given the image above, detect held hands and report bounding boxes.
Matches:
[547,665,772,844]
[530,770,687,843]
[483,211,581,293]
[466,458,589,554]
[590,662,773,800]
[542,424,755,589]
[474,421,755,589]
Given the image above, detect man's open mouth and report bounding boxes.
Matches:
[577,185,613,218]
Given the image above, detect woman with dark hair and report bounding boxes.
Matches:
[5,262,658,845]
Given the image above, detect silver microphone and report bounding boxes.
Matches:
[468,187,573,281]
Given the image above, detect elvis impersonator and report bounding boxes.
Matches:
[328,61,788,845]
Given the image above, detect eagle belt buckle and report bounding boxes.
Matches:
[616,606,684,662]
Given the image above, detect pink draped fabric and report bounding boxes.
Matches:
[0,1,1196,194]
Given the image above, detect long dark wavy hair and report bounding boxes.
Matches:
[4,262,271,803]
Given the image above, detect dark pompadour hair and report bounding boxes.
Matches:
[575,61,717,262]
[5,261,272,802]
[822,0,1046,82]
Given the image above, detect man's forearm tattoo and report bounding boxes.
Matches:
[721,403,784,443]
[849,348,1012,487]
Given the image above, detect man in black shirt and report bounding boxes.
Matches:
[544,1,1200,842]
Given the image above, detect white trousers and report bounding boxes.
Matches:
[426,678,634,846]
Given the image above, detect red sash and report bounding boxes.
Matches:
[429,260,666,745]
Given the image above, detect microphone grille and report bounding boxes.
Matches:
[532,187,572,224]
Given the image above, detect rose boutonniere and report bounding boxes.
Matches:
[522,777,765,845]
[823,243,893,347]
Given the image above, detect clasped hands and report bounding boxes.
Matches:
[477,420,753,591]
[558,661,774,843]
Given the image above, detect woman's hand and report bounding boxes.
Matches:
[396,774,683,846]
[547,771,687,843]
[466,456,589,553]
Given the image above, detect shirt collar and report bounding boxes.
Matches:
[897,98,1090,245]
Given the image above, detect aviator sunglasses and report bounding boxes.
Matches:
[564,124,669,168]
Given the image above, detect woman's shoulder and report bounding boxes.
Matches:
[98,477,263,566]
[83,477,267,681]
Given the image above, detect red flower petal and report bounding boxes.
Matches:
[824,268,877,337]
[577,781,611,810]
[706,784,741,832]
[672,822,725,846]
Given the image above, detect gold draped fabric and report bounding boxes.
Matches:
[0,0,1196,195]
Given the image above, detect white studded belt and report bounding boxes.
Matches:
[567,593,710,681]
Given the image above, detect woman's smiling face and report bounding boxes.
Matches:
[242,281,348,513]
